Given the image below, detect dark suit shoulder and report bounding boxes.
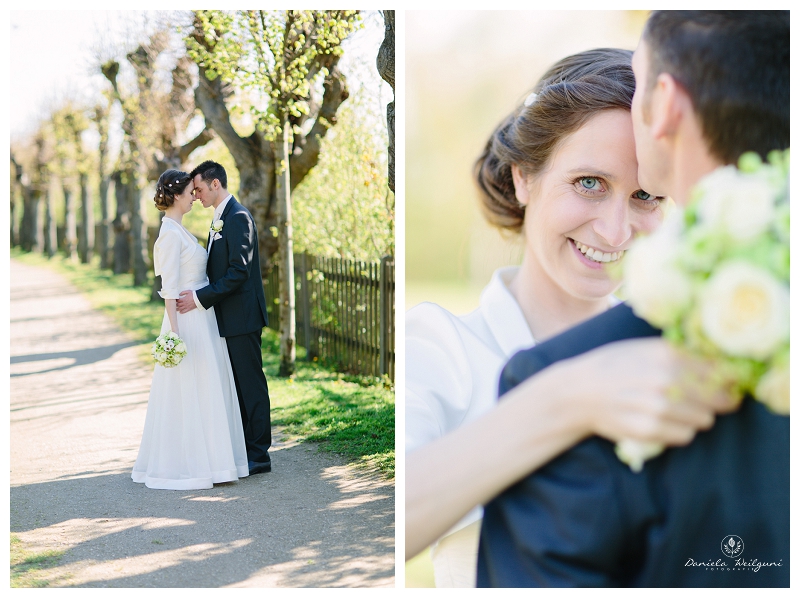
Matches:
[225,198,253,217]
[500,303,660,396]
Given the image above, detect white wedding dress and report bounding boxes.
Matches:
[132,217,249,490]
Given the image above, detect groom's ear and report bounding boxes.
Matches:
[511,165,530,206]
[649,73,691,141]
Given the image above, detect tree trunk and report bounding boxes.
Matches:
[10,193,17,248]
[112,170,131,274]
[95,97,114,269]
[99,174,112,269]
[63,182,78,261]
[10,161,19,248]
[276,120,296,377]
[19,185,32,251]
[129,173,149,287]
[378,10,395,193]
[44,187,57,258]
[22,187,44,253]
[79,173,94,263]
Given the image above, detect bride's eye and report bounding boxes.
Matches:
[632,189,666,207]
[574,176,606,196]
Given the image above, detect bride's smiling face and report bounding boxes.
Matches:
[514,108,665,300]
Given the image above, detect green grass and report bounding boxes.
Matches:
[12,248,395,478]
[10,534,66,588]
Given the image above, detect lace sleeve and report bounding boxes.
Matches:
[154,230,182,299]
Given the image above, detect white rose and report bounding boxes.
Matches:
[157,353,167,363]
[176,343,186,354]
[212,219,224,232]
[755,363,789,415]
[696,166,775,240]
[157,338,166,348]
[623,213,693,328]
[700,261,789,360]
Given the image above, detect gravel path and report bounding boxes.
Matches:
[9,259,395,588]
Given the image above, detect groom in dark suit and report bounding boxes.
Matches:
[176,160,273,475]
[477,11,789,587]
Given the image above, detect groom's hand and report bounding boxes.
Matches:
[177,291,198,314]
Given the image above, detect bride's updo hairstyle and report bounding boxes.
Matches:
[475,48,635,233]
[154,169,192,211]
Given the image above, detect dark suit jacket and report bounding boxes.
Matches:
[196,197,269,337]
[477,304,789,587]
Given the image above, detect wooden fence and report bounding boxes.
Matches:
[264,254,395,381]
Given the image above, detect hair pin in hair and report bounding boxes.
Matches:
[523,92,538,107]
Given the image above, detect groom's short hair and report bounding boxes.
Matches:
[643,10,789,164]
[191,160,228,190]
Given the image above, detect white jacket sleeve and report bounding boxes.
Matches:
[405,303,476,455]
[154,230,182,300]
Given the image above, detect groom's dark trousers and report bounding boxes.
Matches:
[477,304,789,587]
[196,197,272,463]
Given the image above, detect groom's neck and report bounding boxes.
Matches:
[212,189,230,210]
[671,153,723,207]
[668,124,724,207]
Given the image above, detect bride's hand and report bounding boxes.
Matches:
[558,337,739,447]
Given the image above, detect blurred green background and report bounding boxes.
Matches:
[405,10,648,588]
[406,10,647,315]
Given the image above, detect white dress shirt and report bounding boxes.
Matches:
[192,194,233,311]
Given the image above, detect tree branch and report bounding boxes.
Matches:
[194,67,261,165]
[290,60,348,189]
[178,126,215,163]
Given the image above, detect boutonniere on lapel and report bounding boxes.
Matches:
[210,219,224,241]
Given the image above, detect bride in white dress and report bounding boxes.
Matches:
[132,169,249,490]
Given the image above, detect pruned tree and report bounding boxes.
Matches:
[92,92,114,269]
[40,127,57,258]
[187,9,360,376]
[67,109,94,264]
[10,155,20,248]
[101,26,214,286]
[377,10,395,193]
[18,132,48,253]
[52,106,87,262]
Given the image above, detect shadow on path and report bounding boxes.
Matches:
[11,452,394,587]
[11,342,138,377]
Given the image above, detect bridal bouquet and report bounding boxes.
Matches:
[151,331,188,368]
[618,149,790,471]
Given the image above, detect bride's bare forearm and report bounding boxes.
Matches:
[165,299,179,334]
[405,361,588,560]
